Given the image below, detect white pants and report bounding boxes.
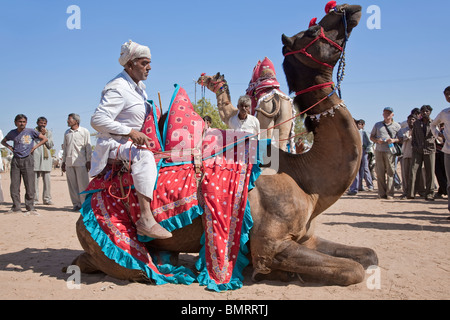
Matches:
[66,166,90,207]
[109,141,157,199]
[35,171,52,203]
[0,173,4,203]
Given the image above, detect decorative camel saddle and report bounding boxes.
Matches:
[81,85,263,291]
[246,57,291,115]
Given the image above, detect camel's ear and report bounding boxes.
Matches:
[282,34,294,48]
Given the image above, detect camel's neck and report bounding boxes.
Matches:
[294,68,336,112]
[279,92,361,216]
[215,87,237,125]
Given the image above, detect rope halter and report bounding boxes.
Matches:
[283,26,344,69]
[284,8,349,98]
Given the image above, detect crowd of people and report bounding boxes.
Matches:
[1,39,449,223]
[348,86,450,219]
[0,113,92,216]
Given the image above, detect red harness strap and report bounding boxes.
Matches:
[284,27,343,69]
[295,82,334,96]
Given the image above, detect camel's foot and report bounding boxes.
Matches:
[65,252,102,274]
[67,252,152,283]
[252,269,296,283]
[304,236,378,269]
[253,240,366,286]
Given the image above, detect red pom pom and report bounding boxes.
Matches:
[325,1,337,13]
[309,17,317,28]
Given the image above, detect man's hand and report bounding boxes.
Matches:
[128,129,152,148]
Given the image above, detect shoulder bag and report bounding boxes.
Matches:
[383,123,402,157]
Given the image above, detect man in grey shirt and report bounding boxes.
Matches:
[370,107,401,199]
[1,114,48,214]
[34,117,54,205]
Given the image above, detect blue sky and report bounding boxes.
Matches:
[1,0,449,151]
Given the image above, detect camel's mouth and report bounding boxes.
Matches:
[343,5,362,32]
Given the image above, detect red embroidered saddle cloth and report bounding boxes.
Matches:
[84,85,258,290]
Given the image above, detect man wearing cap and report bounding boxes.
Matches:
[370,107,401,199]
[90,40,172,239]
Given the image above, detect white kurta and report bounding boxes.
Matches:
[431,108,450,154]
[228,113,260,139]
[90,70,157,198]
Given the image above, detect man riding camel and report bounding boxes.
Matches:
[90,40,172,239]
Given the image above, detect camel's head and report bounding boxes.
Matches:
[197,72,228,94]
[282,2,362,79]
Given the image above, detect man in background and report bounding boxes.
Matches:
[431,86,450,219]
[228,95,260,139]
[1,114,48,215]
[409,105,436,201]
[0,129,5,204]
[62,113,92,211]
[370,107,401,199]
[34,116,54,205]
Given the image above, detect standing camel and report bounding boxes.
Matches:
[71,2,378,287]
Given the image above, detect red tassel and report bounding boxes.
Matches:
[309,17,317,28]
[325,1,337,13]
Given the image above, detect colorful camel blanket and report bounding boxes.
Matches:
[246,57,293,117]
[81,85,263,291]
[246,57,282,114]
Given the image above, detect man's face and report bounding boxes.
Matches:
[37,119,47,131]
[15,118,27,130]
[129,58,151,82]
[238,103,250,117]
[67,116,77,127]
[445,90,450,103]
[383,110,393,121]
[408,117,416,129]
[421,108,431,120]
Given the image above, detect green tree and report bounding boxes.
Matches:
[193,98,228,130]
[292,112,314,146]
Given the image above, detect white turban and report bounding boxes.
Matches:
[119,40,151,66]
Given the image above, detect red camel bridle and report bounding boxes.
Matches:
[283,8,349,98]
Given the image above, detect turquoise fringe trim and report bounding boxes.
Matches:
[80,193,196,286]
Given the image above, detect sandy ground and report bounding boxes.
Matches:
[0,169,449,300]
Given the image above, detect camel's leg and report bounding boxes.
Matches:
[268,240,365,286]
[69,252,102,274]
[75,216,151,283]
[303,236,378,269]
[258,115,274,142]
[274,97,293,152]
